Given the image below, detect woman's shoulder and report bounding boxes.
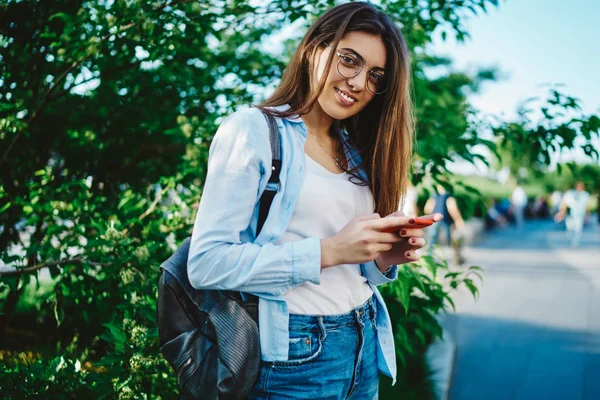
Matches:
[221,107,269,129]
[216,107,273,140]
[212,107,273,163]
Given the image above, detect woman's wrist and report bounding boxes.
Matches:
[374,256,392,273]
[320,238,339,269]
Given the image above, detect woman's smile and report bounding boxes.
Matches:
[334,87,358,106]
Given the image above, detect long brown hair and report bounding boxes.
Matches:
[258,2,414,217]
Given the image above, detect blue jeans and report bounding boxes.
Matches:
[565,215,584,247]
[248,297,379,399]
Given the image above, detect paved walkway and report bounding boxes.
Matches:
[441,216,600,400]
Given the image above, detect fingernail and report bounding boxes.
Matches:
[401,230,407,236]
[405,251,411,258]
[409,218,415,224]
[410,238,415,244]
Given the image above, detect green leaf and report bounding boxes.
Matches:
[102,322,127,344]
[0,202,11,213]
[464,278,479,299]
[444,271,462,279]
[395,275,411,314]
[445,296,456,311]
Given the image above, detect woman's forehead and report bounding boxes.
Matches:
[337,31,386,69]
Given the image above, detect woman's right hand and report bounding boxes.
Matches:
[320,213,410,268]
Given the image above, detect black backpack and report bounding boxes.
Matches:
[157,111,281,400]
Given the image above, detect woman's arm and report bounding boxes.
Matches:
[187,109,321,298]
[424,198,435,215]
[446,197,465,229]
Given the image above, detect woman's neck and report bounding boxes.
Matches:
[301,103,335,140]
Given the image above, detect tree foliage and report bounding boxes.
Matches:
[493,88,600,180]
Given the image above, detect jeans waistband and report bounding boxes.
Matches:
[288,296,376,332]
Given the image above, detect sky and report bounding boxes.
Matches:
[429,0,600,175]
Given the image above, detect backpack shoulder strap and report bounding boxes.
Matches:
[257,111,281,235]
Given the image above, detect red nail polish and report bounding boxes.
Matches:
[401,230,407,235]
[409,218,415,224]
[405,251,411,258]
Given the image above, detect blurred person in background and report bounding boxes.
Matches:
[550,187,564,215]
[424,184,466,265]
[555,181,590,248]
[532,194,551,219]
[511,182,528,228]
[485,198,508,230]
[496,197,515,224]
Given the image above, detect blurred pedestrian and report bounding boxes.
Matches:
[486,198,508,230]
[555,181,590,247]
[533,195,550,219]
[511,183,528,228]
[424,184,466,264]
[550,189,563,215]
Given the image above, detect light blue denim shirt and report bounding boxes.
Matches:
[187,105,399,383]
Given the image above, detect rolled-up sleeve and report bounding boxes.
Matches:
[187,109,321,298]
[362,261,398,286]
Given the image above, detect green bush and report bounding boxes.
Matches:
[0,177,190,398]
[379,255,481,399]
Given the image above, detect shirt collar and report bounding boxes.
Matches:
[268,104,367,180]
[268,104,304,124]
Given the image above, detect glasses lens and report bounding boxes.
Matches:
[367,71,386,94]
[335,50,386,94]
[336,53,361,78]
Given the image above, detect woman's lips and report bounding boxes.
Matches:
[334,87,357,107]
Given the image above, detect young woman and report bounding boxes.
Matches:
[187,2,441,398]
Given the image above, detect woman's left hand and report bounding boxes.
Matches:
[375,211,442,271]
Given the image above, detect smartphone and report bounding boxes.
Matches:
[381,216,435,233]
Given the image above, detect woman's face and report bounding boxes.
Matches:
[312,31,387,121]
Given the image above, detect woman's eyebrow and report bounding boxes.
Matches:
[340,47,386,71]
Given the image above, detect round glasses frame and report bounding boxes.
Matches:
[326,43,387,95]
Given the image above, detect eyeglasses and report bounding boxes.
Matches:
[326,43,387,95]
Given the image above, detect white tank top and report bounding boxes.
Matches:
[281,153,374,315]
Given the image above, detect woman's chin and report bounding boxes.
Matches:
[319,98,360,121]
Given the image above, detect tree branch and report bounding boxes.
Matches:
[139,185,171,221]
[0,258,111,278]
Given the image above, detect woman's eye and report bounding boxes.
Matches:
[340,55,357,66]
[369,72,384,82]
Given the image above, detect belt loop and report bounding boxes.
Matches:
[371,297,377,321]
[354,307,364,326]
[317,316,327,341]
